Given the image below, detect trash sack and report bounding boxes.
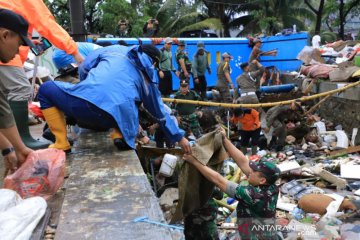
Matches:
[329,66,360,82]
[0,189,47,240]
[28,103,44,120]
[0,189,22,212]
[4,149,66,200]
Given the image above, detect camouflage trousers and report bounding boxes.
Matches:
[180,113,202,138]
[184,199,219,240]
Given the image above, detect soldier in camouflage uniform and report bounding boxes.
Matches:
[176,40,192,82]
[183,127,280,240]
[184,188,223,240]
[174,80,202,138]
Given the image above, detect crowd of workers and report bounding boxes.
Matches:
[0,2,310,239]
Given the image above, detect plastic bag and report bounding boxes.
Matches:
[4,149,66,200]
[0,189,47,240]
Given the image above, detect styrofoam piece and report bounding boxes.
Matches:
[341,164,360,179]
[277,161,301,173]
[159,154,178,177]
[335,130,349,149]
[314,121,326,134]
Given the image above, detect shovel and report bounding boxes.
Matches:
[133,216,184,231]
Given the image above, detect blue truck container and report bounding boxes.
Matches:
[90,32,309,91]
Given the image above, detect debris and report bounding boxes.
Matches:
[329,145,360,156]
[311,166,347,189]
[133,216,184,231]
[341,163,360,179]
[277,161,301,173]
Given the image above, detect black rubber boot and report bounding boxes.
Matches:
[9,101,49,150]
[113,138,132,151]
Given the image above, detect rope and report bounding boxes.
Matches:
[162,80,360,108]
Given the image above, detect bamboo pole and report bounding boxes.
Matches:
[162,80,360,108]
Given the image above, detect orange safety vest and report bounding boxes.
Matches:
[231,109,260,131]
[0,0,78,67]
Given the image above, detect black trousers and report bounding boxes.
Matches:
[239,128,261,147]
[193,75,207,100]
[158,70,173,96]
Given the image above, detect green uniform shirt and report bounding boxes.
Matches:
[216,61,230,87]
[174,90,200,116]
[159,48,175,71]
[226,181,279,239]
[176,48,192,72]
[192,52,209,78]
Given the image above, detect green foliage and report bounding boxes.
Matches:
[155,0,218,37]
[239,0,315,36]
[43,0,70,30]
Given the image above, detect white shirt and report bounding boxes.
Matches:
[312,35,321,48]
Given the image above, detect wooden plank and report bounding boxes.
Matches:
[329,145,360,156]
[55,131,173,240]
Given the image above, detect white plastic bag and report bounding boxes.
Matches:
[0,189,47,240]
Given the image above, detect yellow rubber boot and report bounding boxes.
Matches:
[42,107,71,152]
[110,128,131,150]
[110,128,123,140]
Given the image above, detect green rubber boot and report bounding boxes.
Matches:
[9,101,49,150]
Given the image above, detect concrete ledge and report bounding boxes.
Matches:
[55,131,172,240]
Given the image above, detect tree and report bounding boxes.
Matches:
[235,0,314,36]
[155,0,222,37]
[323,0,360,39]
[201,0,249,37]
[304,0,325,34]
[44,0,71,30]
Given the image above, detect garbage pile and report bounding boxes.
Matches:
[297,40,360,83]
[156,117,360,239]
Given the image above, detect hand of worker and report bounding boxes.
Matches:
[148,124,158,135]
[217,126,227,140]
[194,78,199,84]
[182,153,196,164]
[159,70,164,79]
[16,147,33,166]
[178,137,191,154]
[138,136,150,145]
[73,52,84,64]
[3,151,17,177]
[184,72,190,78]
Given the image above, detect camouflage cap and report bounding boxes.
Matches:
[180,80,189,87]
[249,160,280,184]
[178,40,186,46]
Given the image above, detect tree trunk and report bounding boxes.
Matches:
[339,0,345,40]
[304,0,324,35]
[314,0,324,34]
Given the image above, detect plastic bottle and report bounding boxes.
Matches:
[293,24,297,33]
